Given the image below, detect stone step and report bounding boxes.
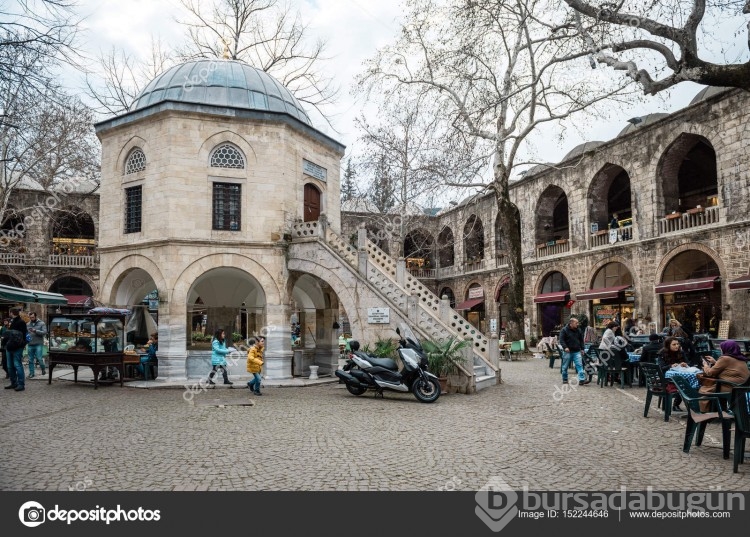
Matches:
[476,374,497,391]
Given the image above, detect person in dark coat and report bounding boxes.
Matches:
[558,317,590,385]
[2,308,28,392]
[657,337,688,411]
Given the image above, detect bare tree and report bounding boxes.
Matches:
[563,0,750,93]
[176,0,338,119]
[84,37,174,116]
[358,0,633,340]
[0,0,81,67]
[0,36,99,248]
[356,91,471,259]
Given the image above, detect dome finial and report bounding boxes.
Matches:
[221,37,231,60]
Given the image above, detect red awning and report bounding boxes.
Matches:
[575,285,632,301]
[729,275,750,290]
[63,295,94,307]
[533,291,570,304]
[454,298,484,310]
[654,277,719,294]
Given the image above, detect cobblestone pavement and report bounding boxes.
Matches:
[2,358,749,491]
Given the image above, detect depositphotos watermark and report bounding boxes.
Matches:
[18,501,160,527]
[475,476,743,532]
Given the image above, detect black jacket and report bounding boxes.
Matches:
[559,324,584,353]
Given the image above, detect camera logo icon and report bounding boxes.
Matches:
[475,476,518,533]
[19,501,46,527]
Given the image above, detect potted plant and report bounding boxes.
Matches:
[422,336,471,393]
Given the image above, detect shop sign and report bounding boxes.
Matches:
[367,307,390,324]
[468,287,484,299]
[675,292,710,303]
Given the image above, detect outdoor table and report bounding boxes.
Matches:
[664,366,702,390]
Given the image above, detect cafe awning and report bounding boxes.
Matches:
[575,285,632,301]
[63,295,94,307]
[729,275,750,290]
[533,291,570,304]
[654,276,719,294]
[454,298,484,310]
[0,284,68,305]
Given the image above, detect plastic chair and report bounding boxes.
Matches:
[670,375,732,459]
[597,347,631,388]
[730,387,750,473]
[639,362,673,421]
[124,344,135,352]
[509,340,523,361]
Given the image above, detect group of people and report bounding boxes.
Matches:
[209,329,265,396]
[1,307,47,392]
[556,314,750,414]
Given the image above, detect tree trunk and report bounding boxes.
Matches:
[494,171,525,343]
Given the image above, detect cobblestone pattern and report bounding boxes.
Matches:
[2,359,748,491]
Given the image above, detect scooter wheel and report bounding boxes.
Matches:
[346,384,367,396]
[412,377,440,403]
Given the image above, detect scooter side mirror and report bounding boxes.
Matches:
[395,327,401,336]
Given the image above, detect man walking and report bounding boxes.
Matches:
[558,317,589,385]
[27,312,47,378]
[3,308,28,392]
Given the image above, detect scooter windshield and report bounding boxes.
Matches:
[398,322,423,352]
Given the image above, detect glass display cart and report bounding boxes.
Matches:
[47,313,127,389]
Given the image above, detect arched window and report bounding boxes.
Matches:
[124,148,146,175]
[210,144,245,169]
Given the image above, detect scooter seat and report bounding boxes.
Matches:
[365,356,398,371]
[354,351,398,371]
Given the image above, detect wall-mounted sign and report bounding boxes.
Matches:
[489,319,498,332]
[303,159,327,182]
[590,223,598,233]
[468,286,484,299]
[367,307,390,324]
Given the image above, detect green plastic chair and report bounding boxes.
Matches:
[670,375,732,459]
[509,340,523,360]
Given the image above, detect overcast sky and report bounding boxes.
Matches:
[72,0,738,187]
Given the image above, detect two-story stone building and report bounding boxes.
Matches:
[342,86,750,341]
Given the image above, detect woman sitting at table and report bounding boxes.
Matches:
[697,340,750,412]
[137,332,158,378]
[657,337,688,411]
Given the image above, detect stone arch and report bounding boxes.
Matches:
[439,286,456,308]
[403,227,435,268]
[47,274,96,296]
[116,135,151,176]
[198,130,257,168]
[463,214,484,261]
[286,258,368,338]
[535,268,572,295]
[535,185,569,244]
[172,253,282,320]
[100,255,168,306]
[437,226,454,267]
[587,163,632,231]
[0,274,24,287]
[463,279,485,300]
[588,256,639,291]
[656,133,718,216]
[656,243,725,283]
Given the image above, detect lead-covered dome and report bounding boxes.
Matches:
[130,59,312,126]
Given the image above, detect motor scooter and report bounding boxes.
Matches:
[334,323,441,403]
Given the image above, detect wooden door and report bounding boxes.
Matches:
[303,183,321,222]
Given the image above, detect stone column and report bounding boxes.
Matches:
[396,257,406,286]
[154,305,188,382]
[264,303,293,380]
[315,308,339,375]
[488,330,500,368]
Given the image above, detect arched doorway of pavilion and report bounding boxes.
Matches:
[289,273,345,377]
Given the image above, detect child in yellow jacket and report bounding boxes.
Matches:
[246,337,265,395]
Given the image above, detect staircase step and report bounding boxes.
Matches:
[476,374,498,391]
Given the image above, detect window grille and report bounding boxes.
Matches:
[210,144,245,169]
[125,149,146,174]
[124,186,142,233]
[213,183,241,230]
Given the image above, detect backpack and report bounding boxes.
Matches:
[5,329,24,351]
